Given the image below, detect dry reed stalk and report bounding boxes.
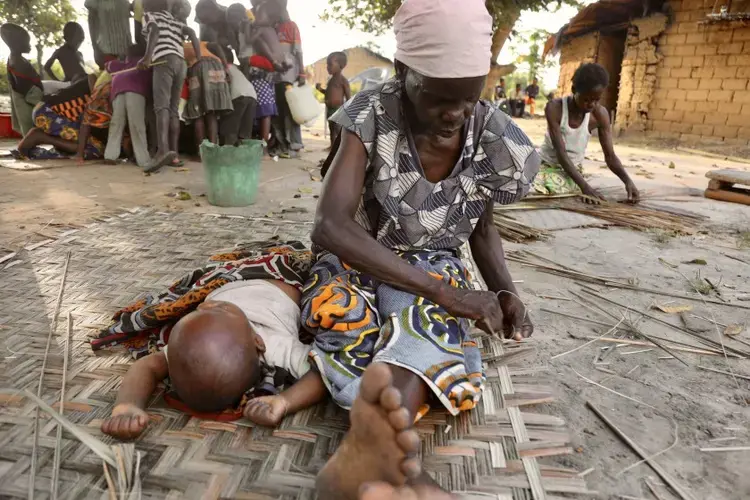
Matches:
[29,251,71,500]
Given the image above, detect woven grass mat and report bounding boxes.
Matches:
[0,208,594,499]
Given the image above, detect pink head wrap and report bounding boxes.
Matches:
[394,0,493,79]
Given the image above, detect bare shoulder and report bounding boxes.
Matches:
[591,104,611,128]
[545,98,563,121]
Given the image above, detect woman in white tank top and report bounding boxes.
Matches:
[535,63,640,203]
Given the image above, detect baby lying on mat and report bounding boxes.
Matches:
[101,278,328,440]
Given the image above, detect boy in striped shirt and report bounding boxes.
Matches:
[139,0,202,172]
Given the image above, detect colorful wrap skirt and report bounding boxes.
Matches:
[82,80,112,129]
[32,102,104,159]
[531,161,584,195]
[301,250,485,416]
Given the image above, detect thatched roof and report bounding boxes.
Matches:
[544,0,666,57]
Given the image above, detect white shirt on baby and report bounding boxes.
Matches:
[204,280,311,379]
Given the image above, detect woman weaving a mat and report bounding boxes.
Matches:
[297,0,538,497]
[536,63,640,203]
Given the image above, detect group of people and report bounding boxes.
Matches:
[494,77,540,118]
[2,0,311,172]
[4,0,639,499]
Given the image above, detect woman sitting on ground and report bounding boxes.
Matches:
[536,63,639,203]
[299,0,539,497]
[16,75,106,160]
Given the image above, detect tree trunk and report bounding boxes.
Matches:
[482,7,521,100]
[36,44,44,77]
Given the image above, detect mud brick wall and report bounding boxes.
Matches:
[557,33,599,96]
[615,14,668,134]
[648,0,750,144]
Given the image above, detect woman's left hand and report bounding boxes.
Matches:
[498,293,533,341]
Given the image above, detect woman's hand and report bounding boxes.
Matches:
[498,293,533,341]
[440,288,504,333]
[440,288,532,341]
[580,184,606,204]
[625,180,640,204]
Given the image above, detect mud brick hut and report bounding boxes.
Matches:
[545,0,750,146]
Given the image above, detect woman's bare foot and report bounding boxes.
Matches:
[359,482,456,500]
[316,363,422,500]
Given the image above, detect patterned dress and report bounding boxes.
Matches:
[301,79,540,415]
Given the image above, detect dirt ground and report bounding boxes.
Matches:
[1,118,749,499]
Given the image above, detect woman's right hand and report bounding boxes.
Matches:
[439,288,505,335]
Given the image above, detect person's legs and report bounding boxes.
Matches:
[169,58,188,158]
[125,93,150,168]
[239,98,256,141]
[219,97,246,146]
[194,117,206,151]
[18,128,78,155]
[206,112,219,144]
[148,58,178,172]
[260,116,271,144]
[104,94,128,163]
[272,82,290,155]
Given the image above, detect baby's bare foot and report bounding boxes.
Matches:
[316,363,422,500]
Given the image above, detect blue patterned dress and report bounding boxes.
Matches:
[301,79,540,415]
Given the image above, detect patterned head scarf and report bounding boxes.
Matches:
[394,0,493,79]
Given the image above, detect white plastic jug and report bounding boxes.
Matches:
[285,83,321,125]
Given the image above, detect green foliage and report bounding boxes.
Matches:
[0,61,9,94]
[0,0,78,72]
[511,29,555,82]
[322,0,579,55]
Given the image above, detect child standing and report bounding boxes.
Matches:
[315,51,350,147]
[44,22,87,83]
[182,41,233,148]
[272,7,305,158]
[104,44,153,168]
[1,23,44,136]
[139,0,202,172]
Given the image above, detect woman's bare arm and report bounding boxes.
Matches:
[594,105,639,203]
[469,203,532,339]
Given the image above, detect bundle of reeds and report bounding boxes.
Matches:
[494,187,706,241]
[493,213,550,243]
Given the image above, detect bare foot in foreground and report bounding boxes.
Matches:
[359,482,456,500]
[316,363,422,500]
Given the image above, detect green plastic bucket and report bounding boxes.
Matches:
[200,139,263,207]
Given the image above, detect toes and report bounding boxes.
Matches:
[400,457,422,480]
[359,482,396,500]
[380,386,402,412]
[388,407,411,431]
[360,362,393,404]
[396,429,420,455]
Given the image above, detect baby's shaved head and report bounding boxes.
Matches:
[168,303,261,413]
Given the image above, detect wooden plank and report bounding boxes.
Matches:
[705,188,750,206]
[705,169,750,185]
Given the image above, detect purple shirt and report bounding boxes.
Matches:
[106,58,152,101]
